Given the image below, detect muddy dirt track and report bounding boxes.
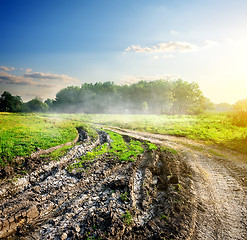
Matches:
[0,127,246,240]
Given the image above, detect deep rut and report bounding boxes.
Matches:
[0,126,246,240]
[102,126,247,240]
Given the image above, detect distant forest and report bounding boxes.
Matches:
[0,79,213,114]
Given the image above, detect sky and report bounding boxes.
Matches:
[0,0,247,103]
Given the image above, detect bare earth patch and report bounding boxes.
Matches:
[0,127,246,240]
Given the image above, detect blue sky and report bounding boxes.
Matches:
[0,0,247,103]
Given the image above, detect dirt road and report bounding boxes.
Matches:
[0,127,246,239]
[103,126,247,240]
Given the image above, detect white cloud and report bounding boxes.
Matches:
[122,74,180,85]
[0,66,15,71]
[125,41,198,53]
[0,71,56,87]
[0,70,79,88]
[125,40,221,55]
[24,72,79,83]
[20,68,33,72]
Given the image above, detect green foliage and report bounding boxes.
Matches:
[68,130,144,171]
[214,102,233,112]
[0,113,79,167]
[171,80,212,115]
[120,191,129,202]
[231,111,247,127]
[234,98,247,112]
[106,131,144,161]
[231,98,247,127]
[23,97,48,112]
[47,145,72,161]
[1,78,212,115]
[160,146,177,154]
[121,210,132,225]
[142,101,149,113]
[159,214,168,221]
[77,124,98,141]
[80,113,247,154]
[0,91,23,112]
[145,141,158,150]
[44,98,54,108]
[50,79,210,114]
[71,143,109,170]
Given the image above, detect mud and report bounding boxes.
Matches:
[0,127,246,240]
[101,126,247,240]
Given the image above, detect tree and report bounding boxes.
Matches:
[142,101,149,113]
[214,103,233,112]
[51,79,210,115]
[232,98,247,127]
[234,98,247,112]
[0,91,23,112]
[23,97,48,112]
[44,98,54,108]
[171,80,211,114]
[53,86,81,112]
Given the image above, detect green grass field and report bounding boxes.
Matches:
[1,112,246,168]
[0,113,79,167]
[76,113,246,154]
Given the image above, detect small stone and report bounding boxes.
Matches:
[61,232,67,240]
[75,225,80,233]
[27,206,39,221]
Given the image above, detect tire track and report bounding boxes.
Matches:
[103,126,247,240]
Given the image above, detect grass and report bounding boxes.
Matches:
[121,210,132,225]
[160,146,178,154]
[1,112,246,168]
[67,130,144,172]
[145,141,158,151]
[106,130,144,161]
[0,113,82,167]
[74,112,247,154]
[120,191,129,202]
[40,145,73,162]
[159,214,169,221]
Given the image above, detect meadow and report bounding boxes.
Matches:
[0,113,79,167]
[77,112,247,154]
[0,112,246,167]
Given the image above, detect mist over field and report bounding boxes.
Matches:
[0,79,213,115]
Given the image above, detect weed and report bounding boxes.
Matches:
[145,141,158,150]
[106,131,144,162]
[161,146,177,154]
[49,145,72,161]
[159,214,169,221]
[173,184,182,191]
[121,210,132,225]
[120,191,128,202]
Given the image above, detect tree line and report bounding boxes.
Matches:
[1,79,213,114]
